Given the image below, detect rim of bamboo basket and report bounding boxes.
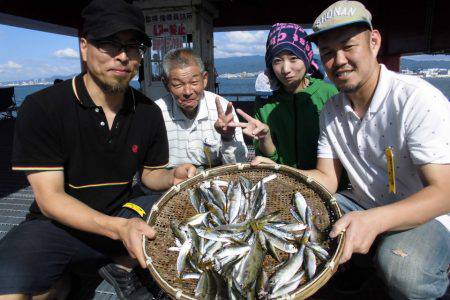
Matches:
[142,163,345,300]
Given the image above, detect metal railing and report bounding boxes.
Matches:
[219,93,256,102]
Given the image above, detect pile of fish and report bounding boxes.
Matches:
[169,174,330,299]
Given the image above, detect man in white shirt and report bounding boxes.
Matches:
[155,48,248,169]
[253,1,449,298]
[309,1,450,298]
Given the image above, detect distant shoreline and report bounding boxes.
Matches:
[3,75,450,89]
[2,55,450,86]
[0,82,51,87]
[0,79,140,88]
[217,71,450,80]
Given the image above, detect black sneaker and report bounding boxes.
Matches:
[99,264,155,300]
[134,267,169,300]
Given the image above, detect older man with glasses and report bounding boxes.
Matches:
[0,0,195,299]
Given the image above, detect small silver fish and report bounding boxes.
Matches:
[305,247,317,280]
[268,271,304,299]
[269,231,310,293]
[210,181,227,211]
[240,238,265,291]
[181,212,210,227]
[181,272,201,280]
[227,180,243,224]
[305,206,318,243]
[170,220,187,244]
[256,269,269,300]
[177,238,192,277]
[188,189,201,213]
[308,242,330,261]
[262,231,298,254]
[293,192,308,223]
[263,224,296,241]
[215,244,251,260]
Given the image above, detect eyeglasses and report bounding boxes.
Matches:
[90,39,147,58]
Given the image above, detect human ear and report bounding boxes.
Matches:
[79,38,88,62]
[202,71,208,88]
[162,77,169,91]
[370,30,382,57]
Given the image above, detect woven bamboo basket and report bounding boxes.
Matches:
[143,163,345,299]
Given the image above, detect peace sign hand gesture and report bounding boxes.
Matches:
[214,96,236,139]
[231,108,270,140]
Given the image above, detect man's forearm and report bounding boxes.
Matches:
[300,169,339,194]
[372,184,450,233]
[299,158,342,194]
[35,191,125,240]
[141,168,174,191]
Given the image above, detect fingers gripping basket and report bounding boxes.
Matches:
[143,163,345,299]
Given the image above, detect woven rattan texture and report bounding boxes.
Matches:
[145,166,341,299]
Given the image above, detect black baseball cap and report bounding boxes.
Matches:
[82,0,151,47]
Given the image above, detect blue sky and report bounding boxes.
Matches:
[0,24,449,82]
[0,25,81,82]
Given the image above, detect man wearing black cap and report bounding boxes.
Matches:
[0,0,195,299]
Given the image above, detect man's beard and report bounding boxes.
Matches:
[91,70,137,95]
[339,83,360,93]
[100,81,128,94]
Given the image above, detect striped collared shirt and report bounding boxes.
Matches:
[155,91,248,168]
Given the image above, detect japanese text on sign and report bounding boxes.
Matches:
[145,12,192,23]
[151,36,184,52]
[152,23,186,36]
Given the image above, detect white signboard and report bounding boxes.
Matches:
[145,10,192,36]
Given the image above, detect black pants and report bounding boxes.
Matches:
[0,193,159,295]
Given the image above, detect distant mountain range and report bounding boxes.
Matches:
[214,55,450,75]
[47,74,75,81]
[2,56,449,86]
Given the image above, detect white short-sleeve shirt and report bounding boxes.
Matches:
[155,90,248,168]
[317,64,450,229]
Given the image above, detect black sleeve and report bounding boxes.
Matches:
[142,108,169,169]
[12,95,64,171]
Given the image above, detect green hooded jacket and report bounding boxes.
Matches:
[254,77,338,169]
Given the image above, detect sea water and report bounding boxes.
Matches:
[11,77,450,107]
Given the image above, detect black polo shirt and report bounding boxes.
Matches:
[12,73,169,218]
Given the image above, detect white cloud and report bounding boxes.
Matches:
[25,63,80,78]
[214,31,268,58]
[0,59,80,82]
[215,51,248,58]
[214,29,320,59]
[3,61,22,69]
[224,31,267,44]
[53,48,79,59]
[0,61,22,76]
